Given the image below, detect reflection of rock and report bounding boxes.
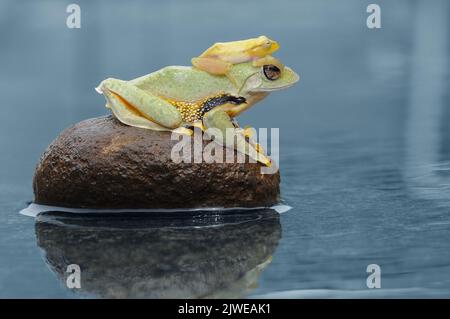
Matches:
[33,116,280,209]
[35,210,281,298]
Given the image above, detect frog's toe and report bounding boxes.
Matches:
[191,121,206,131]
[254,143,265,154]
[172,127,194,136]
[243,126,255,139]
[255,151,272,167]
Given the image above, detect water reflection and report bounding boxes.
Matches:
[404,0,450,203]
[34,209,281,298]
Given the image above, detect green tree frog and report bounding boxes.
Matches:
[96,37,299,166]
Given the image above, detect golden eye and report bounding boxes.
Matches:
[263,64,281,81]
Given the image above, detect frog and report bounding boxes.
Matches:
[95,50,299,166]
[191,35,280,79]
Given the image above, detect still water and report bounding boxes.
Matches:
[1,0,450,298]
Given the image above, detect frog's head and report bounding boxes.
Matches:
[225,57,299,116]
[231,57,299,94]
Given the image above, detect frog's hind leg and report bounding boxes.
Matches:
[191,57,240,88]
[202,108,271,166]
[191,57,232,75]
[102,90,169,131]
[96,78,182,131]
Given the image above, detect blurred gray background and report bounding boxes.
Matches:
[1,0,450,298]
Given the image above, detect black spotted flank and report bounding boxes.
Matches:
[200,94,247,116]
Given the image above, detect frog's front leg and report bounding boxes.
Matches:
[96,78,182,131]
[202,108,271,166]
[241,125,266,154]
[230,120,265,154]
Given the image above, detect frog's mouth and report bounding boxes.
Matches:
[250,82,296,92]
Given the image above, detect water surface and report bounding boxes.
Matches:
[0,0,449,298]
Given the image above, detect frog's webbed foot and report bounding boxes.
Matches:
[231,121,265,153]
[96,78,182,131]
[202,108,271,166]
[191,57,232,76]
[172,127,194,136]
[172,121,205,136]
[241,126,266,154]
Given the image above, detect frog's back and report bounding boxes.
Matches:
[132,66,235,102]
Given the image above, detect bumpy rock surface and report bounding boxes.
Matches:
[33,116,280,209]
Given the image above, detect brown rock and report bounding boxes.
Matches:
[33,116,280,209]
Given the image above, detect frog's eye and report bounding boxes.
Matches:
[262,41,271,48]
[262,64,281,81]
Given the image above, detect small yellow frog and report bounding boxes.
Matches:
[191,35,280,77]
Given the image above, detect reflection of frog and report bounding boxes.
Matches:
[96,37,299,165]
[35,210,281,298]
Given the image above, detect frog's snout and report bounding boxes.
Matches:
[95,81,105,95]
[95,85,103,94]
